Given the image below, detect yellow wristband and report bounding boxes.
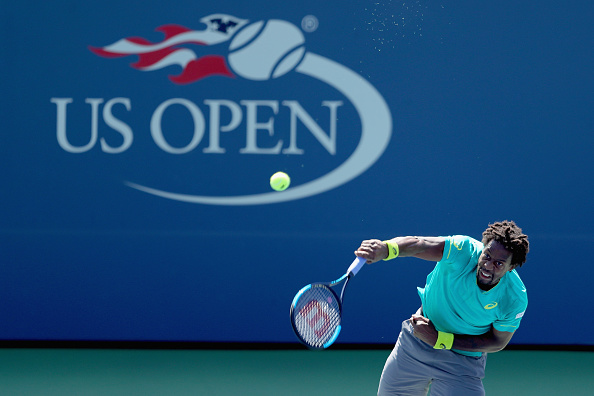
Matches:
[383,240,399,260]
[434,331,454,350]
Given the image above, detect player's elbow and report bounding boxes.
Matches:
[487,336,513,353]
[487,343,508,353]
[489,328,515,353]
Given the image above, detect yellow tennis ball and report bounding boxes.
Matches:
[270,172,290,191]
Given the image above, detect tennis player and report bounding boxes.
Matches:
[355,220,529,396]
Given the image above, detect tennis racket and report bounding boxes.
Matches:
[290,256,366,350]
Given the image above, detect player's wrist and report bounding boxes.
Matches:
[434,331,454,350]
[383,240,399,260]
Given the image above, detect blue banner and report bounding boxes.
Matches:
[1,0,592,346]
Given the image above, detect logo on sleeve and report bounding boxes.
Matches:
[515,311,525,319]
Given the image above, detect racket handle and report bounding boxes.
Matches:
[347,256,366,276]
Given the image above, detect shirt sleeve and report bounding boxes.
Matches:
[440,235,479,268]
[494,289,528,333]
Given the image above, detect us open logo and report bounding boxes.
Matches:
[52,14,392,205]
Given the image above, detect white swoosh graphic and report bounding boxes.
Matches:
[125,52,392,205]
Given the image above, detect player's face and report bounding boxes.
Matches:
[476,240,514,291]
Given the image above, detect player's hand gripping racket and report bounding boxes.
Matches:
[290,256,366,350]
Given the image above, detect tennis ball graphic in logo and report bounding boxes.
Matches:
[228,20,306,80]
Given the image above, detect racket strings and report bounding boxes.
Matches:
[292,285,341,348]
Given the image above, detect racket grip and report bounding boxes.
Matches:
[347,256,366,276]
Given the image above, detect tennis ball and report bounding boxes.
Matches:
[270,172,291,191]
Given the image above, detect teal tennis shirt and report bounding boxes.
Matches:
[417,235,528,357]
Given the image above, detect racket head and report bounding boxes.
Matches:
[290,283,343,350]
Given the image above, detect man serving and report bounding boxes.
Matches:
[355,220,529,396]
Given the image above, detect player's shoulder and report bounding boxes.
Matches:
[442,235,483,261]
[506,270,528,300]
[500,270,528,312]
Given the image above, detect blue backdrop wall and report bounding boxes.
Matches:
[1,0,593,347]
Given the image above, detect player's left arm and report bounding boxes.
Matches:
[449,327,515,353]
[410,314,515,353]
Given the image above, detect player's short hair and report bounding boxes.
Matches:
[482,220,529,268]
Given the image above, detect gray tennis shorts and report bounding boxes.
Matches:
[377,320,487,396]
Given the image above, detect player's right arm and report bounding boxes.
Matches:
[355,236,445,264]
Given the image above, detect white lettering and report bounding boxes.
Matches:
[150,98,205,154]
[239,100,282,154]
[203,100,243,154]
[54,98,342,156]
[282,100,342,155]
[101,98,133,154]
[52,98,101,153]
